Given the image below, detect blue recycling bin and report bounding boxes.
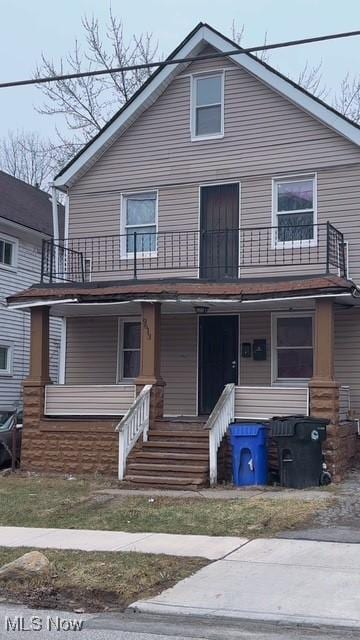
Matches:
[230,423,268,486]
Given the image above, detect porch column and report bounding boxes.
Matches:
[22,306,51,470]
[27,306,51,385]
[309,298,342,480]
[135,302,164,419]
[309,298,339,423]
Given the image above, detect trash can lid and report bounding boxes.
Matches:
[230,422,268,437]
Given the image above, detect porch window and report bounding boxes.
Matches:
[0,345,11,375]
[273,176,316,245]
[119,321,140,380]
[121,192,157,257]
[191,73,224,139]
[0,236,16,269]
[273,314,313,381]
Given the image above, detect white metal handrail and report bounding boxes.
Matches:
[205,383,235,487]
[116,384,152,480]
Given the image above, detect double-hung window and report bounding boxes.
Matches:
[121,192,157,257]
[273,176,316,245]
[0,345,11,375]
[272,314,313,381]
[0,235,16,269]
[118,321,141,380]
[191,73,224,139]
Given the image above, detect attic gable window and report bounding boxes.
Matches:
[191,72,224,140]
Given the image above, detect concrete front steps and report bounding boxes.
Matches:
[124,418,209,490]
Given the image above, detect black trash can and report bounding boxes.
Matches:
[270,416,328,489]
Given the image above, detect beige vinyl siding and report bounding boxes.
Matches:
[70,49,359,197]
[161,314,198,416]
[44,384,135,416]
[67,46,360,283]
[235,386,308,420]
[65,317,118,384]
[240,312,271,385]
[335,307,360,413]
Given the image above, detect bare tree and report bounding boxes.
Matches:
[0,131,55,189]
[334,73,360,124]
[35,8,158,146]
[231,20,327,99]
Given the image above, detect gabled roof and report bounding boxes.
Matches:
[54,22,360,190]
[0,170,64,236]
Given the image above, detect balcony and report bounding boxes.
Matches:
[40,222,347,284]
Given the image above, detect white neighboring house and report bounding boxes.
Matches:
[0,170,62,411]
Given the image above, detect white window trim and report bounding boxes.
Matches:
[116,318,141,383]
[0,233,18,272]
[271,173,317,249]
[0,343,13,377]
[271,311,314,385]
[120,190,158,259]
[190,71,224,141]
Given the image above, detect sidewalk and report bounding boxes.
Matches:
[0,526,247,559]
[131,537,360,629]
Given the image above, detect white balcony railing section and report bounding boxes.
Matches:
[205,383,235,487]
[116,384,152,481]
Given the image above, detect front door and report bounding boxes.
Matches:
[198,315,238,415]
[200,183,239,279]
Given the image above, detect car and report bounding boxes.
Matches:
[0,408,22,468]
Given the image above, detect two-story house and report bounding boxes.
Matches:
[0,171,61,435]
[8,23,360,486]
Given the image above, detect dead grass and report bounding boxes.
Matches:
[0,547,207,612]
[0,474,328,537]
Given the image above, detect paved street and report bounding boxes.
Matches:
[0,605,359,640]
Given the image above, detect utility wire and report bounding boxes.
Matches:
[1,29,360,89]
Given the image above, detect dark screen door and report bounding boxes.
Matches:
[200,184,239,279]
[198,315,238,415]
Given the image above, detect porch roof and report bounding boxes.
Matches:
[7,274,357,308]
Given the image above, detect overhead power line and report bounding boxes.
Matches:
[1,29,360,90]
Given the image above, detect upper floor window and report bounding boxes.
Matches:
[273,176,316,245]
[0,235,16,269]
[121,192,158,258]
[191,73,224,140]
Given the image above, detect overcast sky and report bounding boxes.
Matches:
[1,0,360,140]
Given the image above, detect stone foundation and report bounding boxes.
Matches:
[22,382,118,476]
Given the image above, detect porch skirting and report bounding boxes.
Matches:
[22,383,118,475]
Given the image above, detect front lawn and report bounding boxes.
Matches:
[0,547,206,611]
[0,475,327,537]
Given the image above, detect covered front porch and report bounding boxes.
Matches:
[9,275,359,485]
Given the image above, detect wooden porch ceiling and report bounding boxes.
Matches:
[7,274,356,307]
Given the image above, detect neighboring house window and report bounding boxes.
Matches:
[273,176,316,245]
[121,192,157,257]
[118,321,141,380]
[0,345,11,375]
[0,236,16,269]
[272,314,313,381]
[191,73,224,139]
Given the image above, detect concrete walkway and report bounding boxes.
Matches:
[97,487,329,501]
[131,537,360,629]
[0,526,247,559]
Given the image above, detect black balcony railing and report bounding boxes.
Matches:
[40,222,347,284]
